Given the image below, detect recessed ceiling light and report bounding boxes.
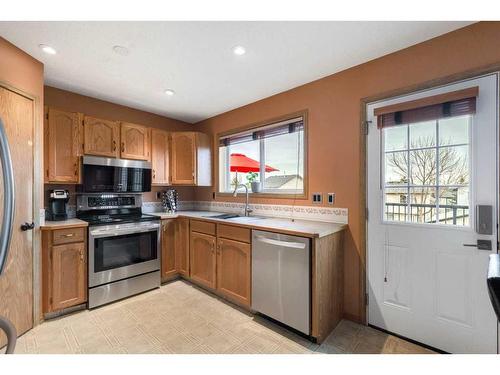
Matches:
[39,44,56,55]
[232,45,246,56]
[164,89,175,96]
[112,45,129,56]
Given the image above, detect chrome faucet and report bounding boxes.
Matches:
[232,184,253,217]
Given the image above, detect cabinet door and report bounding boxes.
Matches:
[46,108,80,183]
[176,218,190,276]
[120,122,150,160]
[161,219,177,281]
[171,132,196,184]
[217,238,251,307]
[83,116,120,158]
[151,129,170,185]
[50,242,87,311]
[190,231,216,289]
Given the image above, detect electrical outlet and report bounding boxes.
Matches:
[327,193,335,205]
[156,191,162,200]
[312,193,322,204]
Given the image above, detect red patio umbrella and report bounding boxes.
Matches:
[230,153,279,173]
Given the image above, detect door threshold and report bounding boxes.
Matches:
[368,324,448,354]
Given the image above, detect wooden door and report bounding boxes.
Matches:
[83,116,120,158]
[217,238,251,306]
[171,132,196,184]
[50,242,87,311]
[175,218,189,276]
[190,231,216,289]
[0,86,34,347]
[120,122,150,160]
[151,129,170,185]
[45,108,80,183]
[161,219,177,281]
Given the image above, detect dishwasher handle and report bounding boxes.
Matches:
[254,235,306,249]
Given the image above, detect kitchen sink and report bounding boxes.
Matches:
[203,213,241,219]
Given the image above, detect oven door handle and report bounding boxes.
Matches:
[90,228,159,238]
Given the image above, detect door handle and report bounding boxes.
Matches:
[463,239,492,251]
[20,222,35,231]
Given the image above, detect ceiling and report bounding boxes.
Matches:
[0,21,472,123]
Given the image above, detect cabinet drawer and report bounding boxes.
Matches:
[52,227,85,245]
[190,220,216,236]
[217,224,251,243]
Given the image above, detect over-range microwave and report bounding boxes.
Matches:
[81,156,152,193]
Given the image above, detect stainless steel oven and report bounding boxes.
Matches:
[88,221,160,288]
[77,193,161,308]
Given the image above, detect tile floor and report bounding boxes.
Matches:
[11,280,434,354]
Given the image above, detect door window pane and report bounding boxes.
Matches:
[385,152,408,185]
[381,113,471,227]
[409,187,437,224]
[384,125,407,151]
[439,145,469,185]
[384,187,408,222]
[409,121,436,149]
[410,148,436,186]
[439,115,469,146]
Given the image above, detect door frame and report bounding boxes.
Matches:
[0,80,42,327]
[359,62,500,325]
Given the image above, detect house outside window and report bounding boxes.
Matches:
[217,112,307,197]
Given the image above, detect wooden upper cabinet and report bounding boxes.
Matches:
[45,107,81,183]
[120,122,150,160]
[151,129,170,185]
[50,242,87,311]
[161,219,177,281]
[190,231,216,290]
[171,132,212,186]
[171,132,196,184]
[176,218,190,276]
[83,116,120,158]
[216,238,251,307]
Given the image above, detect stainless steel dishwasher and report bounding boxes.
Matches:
[252,230,310,335]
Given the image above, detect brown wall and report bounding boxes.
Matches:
[44,86,196,203]
[194,22,500,322]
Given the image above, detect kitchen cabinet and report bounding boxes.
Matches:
[171,132,212,186]
[175,217,190,276]
[44,107,82,183]
[83,116,120,158]
[151,129,170,185]
[190,230,217,290]
[161,219,177,281]
[216,237,251,307]
[42,226,88,314]
[120,122,150,161]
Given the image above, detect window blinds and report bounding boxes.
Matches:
[375,87,478,129]
[219,117,304,147]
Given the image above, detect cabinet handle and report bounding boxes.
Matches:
[112,140,116,151]
[79,249,84,262]
[74,162,78,176]
[152,169,156,179]
[121,142,125,152]
[63,233,74,238]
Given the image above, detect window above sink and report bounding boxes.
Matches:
[216,111,308,199]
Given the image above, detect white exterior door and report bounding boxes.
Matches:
[367,74,499,353]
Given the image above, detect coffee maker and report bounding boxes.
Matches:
[47,189,70,221]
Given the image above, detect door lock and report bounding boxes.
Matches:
[463,239,492,251]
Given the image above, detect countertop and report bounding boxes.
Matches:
[150,210,346,238]
[40,218,89,230]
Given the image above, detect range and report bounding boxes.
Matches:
[77,193,161,308]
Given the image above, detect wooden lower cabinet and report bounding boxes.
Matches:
[190,231,217,289]
[175,218,190,276]
[216,238,251,307]
[161,219,177,281]
[42,227,88,314]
